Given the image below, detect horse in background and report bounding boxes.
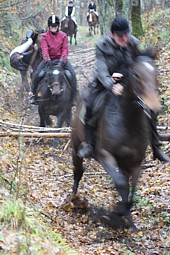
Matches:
[61,17,77,45]
[87,10,99,36]
[71,55,160,229]
[19,33,43,96]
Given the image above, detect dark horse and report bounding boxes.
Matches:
[35,59,74,146]
[61,17,77,45]
[87,11,99,36]
[71,56,160,228]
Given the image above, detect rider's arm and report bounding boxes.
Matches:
[60,33,69,63]
[71,6,75,16]
[95,43,116,90]
[65,6,68,16]
[41,33,50,62]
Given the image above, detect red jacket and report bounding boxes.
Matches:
[41,30,68,62]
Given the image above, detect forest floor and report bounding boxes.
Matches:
[0,12,170,255]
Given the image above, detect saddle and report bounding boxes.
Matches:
[79,89,108,127]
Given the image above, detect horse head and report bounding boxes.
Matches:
[45,59,65,100]
[129,56,160,113]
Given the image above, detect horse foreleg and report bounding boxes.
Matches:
[129,166,141,204]
[38,107,46,127]
[72,143,84,194]
[20,70,30,95]
[70,35,72,45]
[89,26,91,36]
[98,150,129,208]
[74,33,77,45]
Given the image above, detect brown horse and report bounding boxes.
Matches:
[71,56,160,228]
[61,17,77,45]
[87,10,99,36]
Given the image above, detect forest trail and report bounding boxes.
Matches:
[0,38,169,255]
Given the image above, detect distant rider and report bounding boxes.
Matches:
[62,0,78,30]
[87,1,99,22]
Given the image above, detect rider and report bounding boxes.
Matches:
[10,30,39,71]
[77,15,170,163]
[62,0,78,30]
[87,1,99,22]
[29,15,77,105]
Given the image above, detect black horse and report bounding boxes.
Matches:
[35,59,74,146]
[61,17,77,45]
[71,56,160,228]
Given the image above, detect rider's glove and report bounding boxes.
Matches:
[111,73,124,96]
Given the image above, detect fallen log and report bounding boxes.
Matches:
[0,131,169,141]
[0,132,71,138]
[0,120,71,132]
[159,133,170,141]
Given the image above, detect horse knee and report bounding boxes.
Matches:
[116,201,132,216]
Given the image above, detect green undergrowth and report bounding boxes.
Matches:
[0,191,78,255]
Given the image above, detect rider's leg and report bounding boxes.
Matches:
[77,104,94,158]
[149,111,170,162]
[77,87,97,158]
[10,38,33,57]
[29,60,46,104]
[64,60,77,104]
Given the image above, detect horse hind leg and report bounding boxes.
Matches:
[72,148,84,195]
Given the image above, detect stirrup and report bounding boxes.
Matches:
[77,142,93,158]
[29,95,36,104]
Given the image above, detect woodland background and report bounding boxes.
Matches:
[0,0,170,255]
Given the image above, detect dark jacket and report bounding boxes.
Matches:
[94,34,140,91]
[88,3,96,11]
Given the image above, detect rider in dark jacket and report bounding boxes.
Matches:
[87,1,99,22]
[77,15,170,163]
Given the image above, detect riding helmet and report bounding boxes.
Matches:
[110,16,130,35]
[48,15,60,27]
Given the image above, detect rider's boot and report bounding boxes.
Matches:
[29,94,36,104]
[150,111,170,162]
[64,69,77,106]
[77,107,94,158]
[29,61,46,105]
[77,125,94,158]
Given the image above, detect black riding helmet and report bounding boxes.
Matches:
[110,16,130,35]
[48,15,60,27]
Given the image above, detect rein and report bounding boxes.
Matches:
[129,65,152,119]
[135,96,151,119]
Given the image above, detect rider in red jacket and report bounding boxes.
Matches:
[41,28,68,62]
[29,15,77,104]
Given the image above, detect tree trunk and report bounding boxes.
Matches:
[131,0,144,38]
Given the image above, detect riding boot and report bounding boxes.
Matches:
[64,62,77,105]
[77,107,94,158]
[29,60,46,104]
[149,111,170,162]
